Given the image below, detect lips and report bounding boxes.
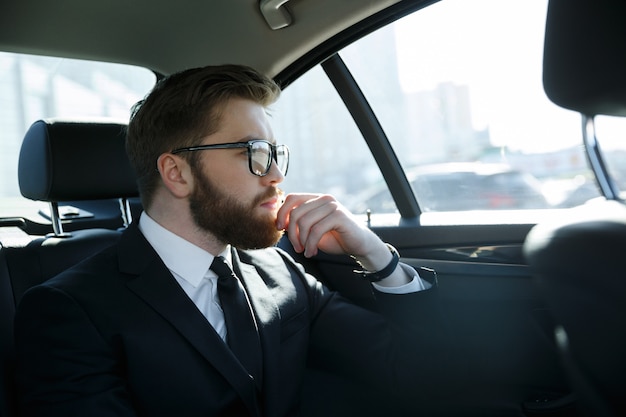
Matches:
[257,188,284,210]
[260,196,280,210]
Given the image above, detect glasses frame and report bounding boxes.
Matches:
[171,139,289,177]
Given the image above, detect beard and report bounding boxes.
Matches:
[188,168,284,250]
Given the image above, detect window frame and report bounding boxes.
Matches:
[321,54,422,221]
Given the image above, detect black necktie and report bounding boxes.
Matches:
[211,256,263,387]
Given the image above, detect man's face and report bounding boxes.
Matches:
[189,168,284,249]
[187,98,285,249]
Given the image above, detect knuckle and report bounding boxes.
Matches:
[318,194,335,204]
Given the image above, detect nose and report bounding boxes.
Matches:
[263,159,284,185]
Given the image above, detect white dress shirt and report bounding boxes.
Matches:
[139,213,230,340]
[138,212,429,340]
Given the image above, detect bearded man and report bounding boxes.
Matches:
[14,65,444,417]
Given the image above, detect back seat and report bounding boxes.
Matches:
[0,118,138,417]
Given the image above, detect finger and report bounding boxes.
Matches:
[297,202,341,257]
[287,195,337,253]
[276,194,318,252]
[276,193,316,231]
[301,213,345,257]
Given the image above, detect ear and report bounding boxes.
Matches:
[156,153,194,198]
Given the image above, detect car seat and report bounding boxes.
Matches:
[523,1,626,416]
[0,118,139,417]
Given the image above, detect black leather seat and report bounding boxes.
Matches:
[524,1,626,416]
[0,119,138,417]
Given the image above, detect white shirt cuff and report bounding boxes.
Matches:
[372,263,432,294]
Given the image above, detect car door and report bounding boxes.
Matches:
[271,0,607,415]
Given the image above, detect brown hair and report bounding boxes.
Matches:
[126,64,281,210]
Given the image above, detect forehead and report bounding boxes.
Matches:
[211,98,274,143]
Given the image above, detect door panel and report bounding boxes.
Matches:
[282,222,573,416]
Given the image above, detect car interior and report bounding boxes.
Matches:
[1,119,140,416]
[523,0,626,416]
[0,0,624,416]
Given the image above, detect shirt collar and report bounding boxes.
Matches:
[138,212,232,287]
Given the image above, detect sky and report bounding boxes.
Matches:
[392,0,606,154]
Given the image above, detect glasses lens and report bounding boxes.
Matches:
[276,145,289,176]
[249,141,289,177]
[250,141,272,176]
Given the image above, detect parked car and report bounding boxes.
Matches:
[1,0,624,416]
[351,162,549,214]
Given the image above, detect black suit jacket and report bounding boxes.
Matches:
[14,224,442,417]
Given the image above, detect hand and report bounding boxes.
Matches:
[276,193,412,287]
[276,193,385,262]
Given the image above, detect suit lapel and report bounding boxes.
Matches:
[119,225,260,417]
[232,249,281,333]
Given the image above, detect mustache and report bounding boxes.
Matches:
[251,187,284,207]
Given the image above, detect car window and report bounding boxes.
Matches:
[274,0,608,223]
[272,66,381,203]
[0,52,155,217]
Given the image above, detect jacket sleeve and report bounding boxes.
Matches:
[14,284,136,417]
[277,249,454,399]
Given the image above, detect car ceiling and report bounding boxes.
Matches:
[0,0,403,77]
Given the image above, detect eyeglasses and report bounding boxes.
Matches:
[171,140,289,177]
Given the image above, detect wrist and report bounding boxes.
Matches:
[352,243,400,282]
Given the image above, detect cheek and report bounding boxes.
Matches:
[217,173,258,203]
[200,154,260,201]
[209,153,251,182]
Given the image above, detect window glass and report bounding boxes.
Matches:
[0,52,155,216]
[272,66,381,205]
[343,0,597,215]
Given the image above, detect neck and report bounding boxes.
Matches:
[145,206,228,256]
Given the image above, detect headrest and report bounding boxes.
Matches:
[18,119,138,202]
[543,0,626,116]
